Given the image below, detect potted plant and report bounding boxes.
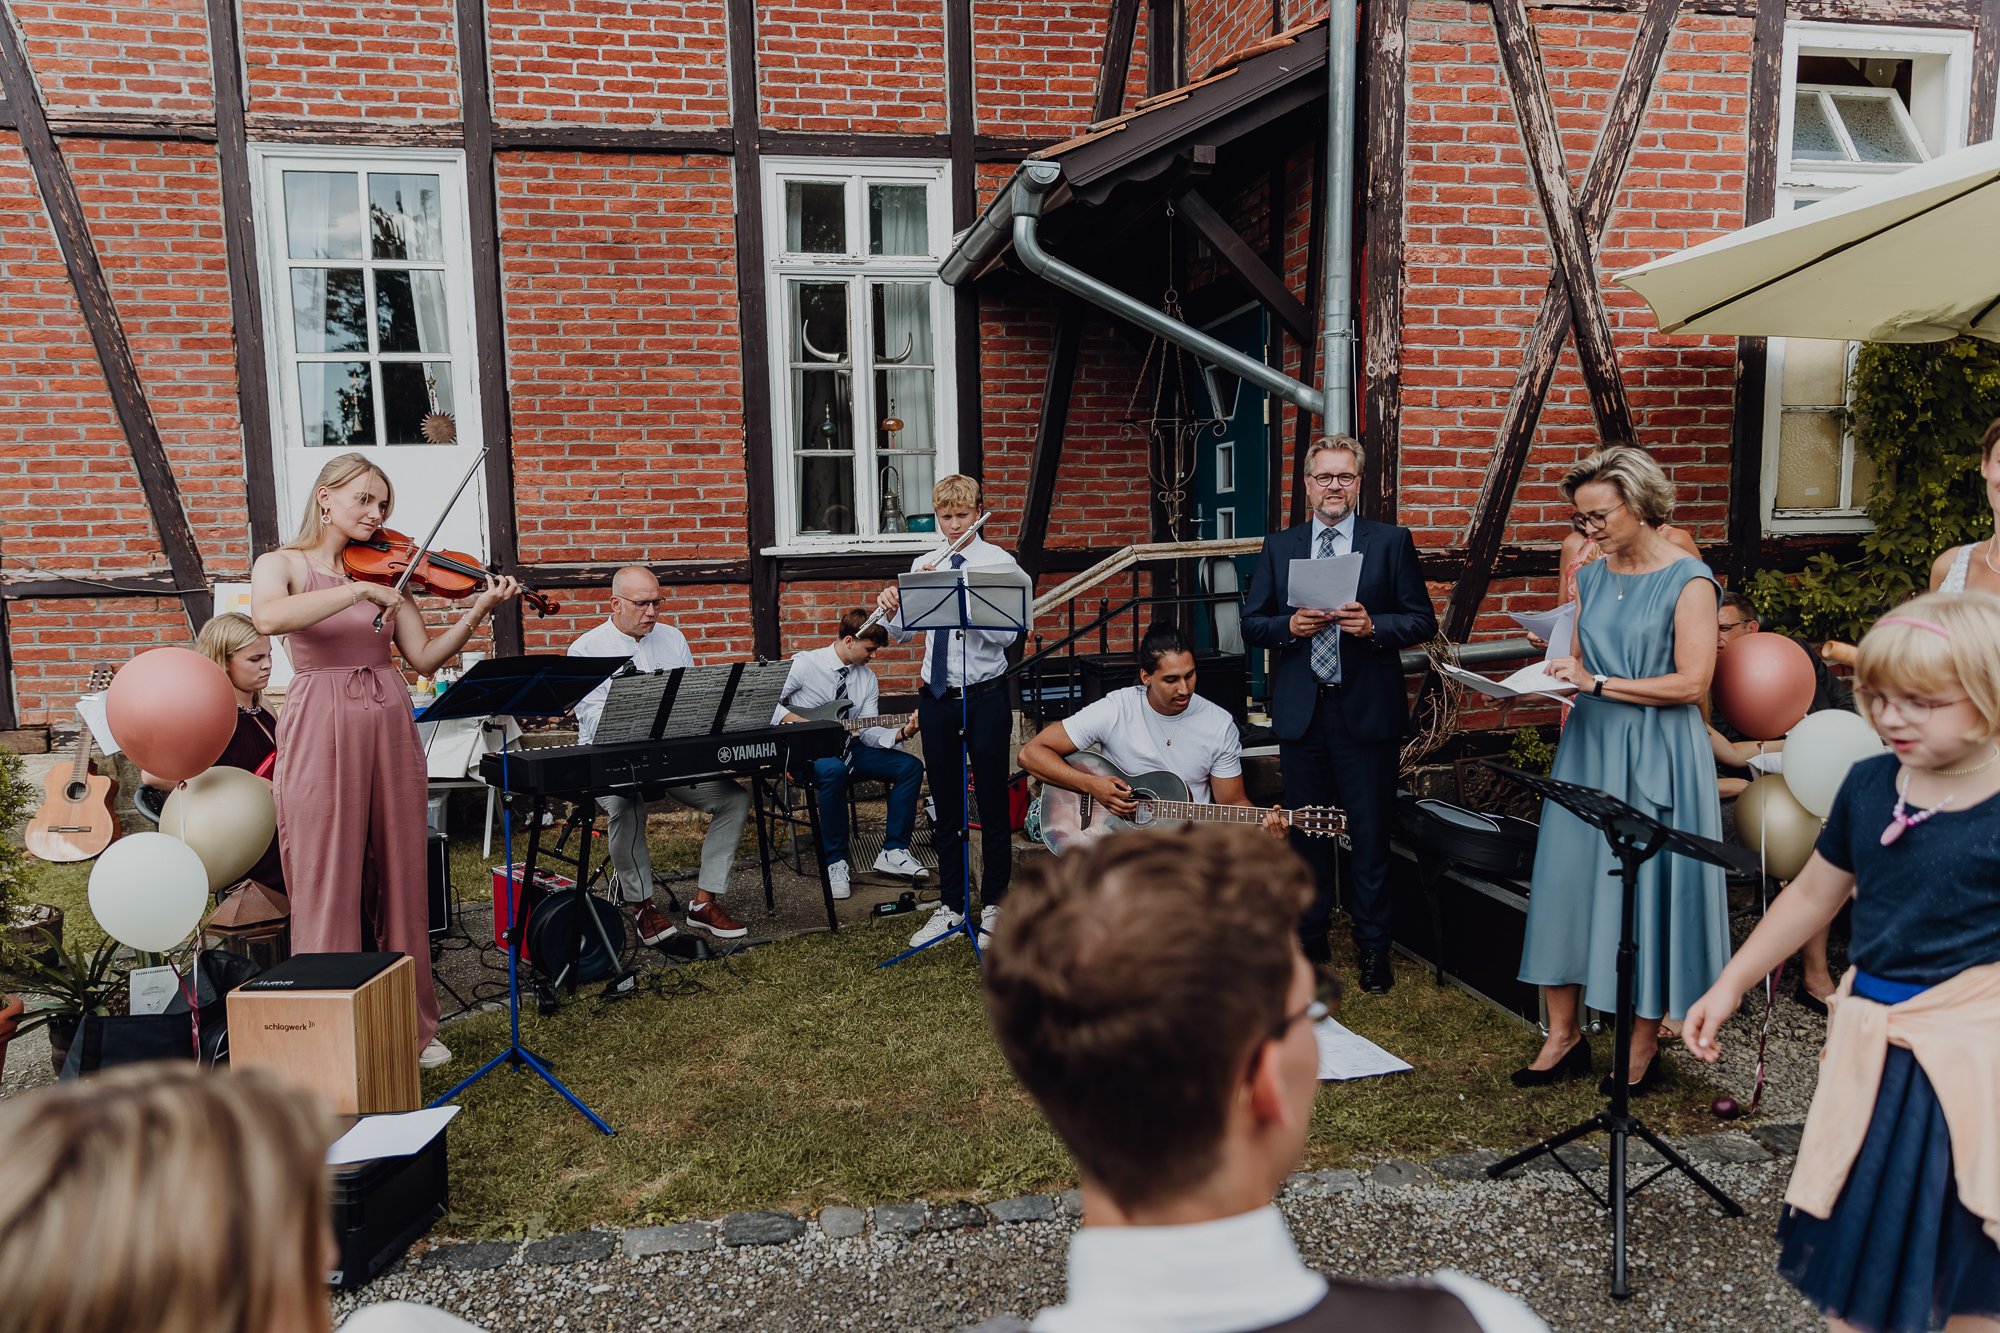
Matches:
[0,743,50,1079]
[2,937,128,1075]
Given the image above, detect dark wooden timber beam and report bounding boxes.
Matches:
[0,599,12,728]
[515,559,751,590]
[1724,0,1787,579]
[1441,0,1679,639]
[947,0,983,482]
[1017,303,1088,579]
[725,0,782,659]
[1489,0,1636,448]
[491,124,732,154]
[454,0,524,657]
[205,0,278,555]
[1361,0,1411,523]
[0,8,211,630]
[1174,187,1313,346]
[1970,0,1999,142]
[1096,0,1145,122]
[2,571,184,598]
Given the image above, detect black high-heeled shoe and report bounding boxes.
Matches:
[1793,981,1831,1019]
[1510,1038,1592,1088]
[1598,1052,1665,1097]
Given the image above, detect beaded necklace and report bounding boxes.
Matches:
[1880,746,2000,845]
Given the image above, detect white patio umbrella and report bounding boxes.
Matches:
[1614,137,2000,343]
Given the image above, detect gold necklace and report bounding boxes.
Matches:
[1935,745,2000,778]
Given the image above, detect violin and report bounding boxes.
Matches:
[342,529,558,616]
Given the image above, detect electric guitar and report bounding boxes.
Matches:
[790,699,915,737]
[1034,750,1346,854]
[24,665,120,863]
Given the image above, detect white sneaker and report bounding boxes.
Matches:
[419,1039,452,1070]
[827,860,852,900]
[978,904,1000,950]
[909,904,966,948]
[872,847,929,880]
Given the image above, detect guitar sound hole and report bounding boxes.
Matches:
[1128,798,1155,827]
[63,782,89,803]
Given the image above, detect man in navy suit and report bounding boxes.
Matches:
[1242,435,1437,993]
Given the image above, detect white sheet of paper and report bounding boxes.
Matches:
[1506,601,1577,660]
[1287,551,1364,611]
[76,691,119,756]
[128,965,179,1016]
[1314,1017,1413,1081]
[1437,661,1575,708]
[326,1106,461,1166]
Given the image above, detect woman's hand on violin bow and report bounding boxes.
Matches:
[354,581,405,614]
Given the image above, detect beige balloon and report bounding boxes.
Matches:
[1734,774,1821,882]
[160,766,277,892]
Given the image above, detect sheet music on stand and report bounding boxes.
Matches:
[898,563,1033,636]
[721,661,794,733]
[658,665,735,738]
[594,671,675,744]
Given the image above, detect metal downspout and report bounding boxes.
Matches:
[1322,0,1360,437]
[1011,162,1327,417]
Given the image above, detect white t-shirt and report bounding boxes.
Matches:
[1059,686,1242,804]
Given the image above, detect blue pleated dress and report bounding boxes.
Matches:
[1518,556,1729,1020]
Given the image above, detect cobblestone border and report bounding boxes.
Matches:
[417,1125,1797,1272]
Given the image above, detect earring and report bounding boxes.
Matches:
[319,507,331,524]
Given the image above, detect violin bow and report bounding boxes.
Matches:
[374,445,491,632]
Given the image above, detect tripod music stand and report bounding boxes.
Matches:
[423,655,623,1134]
[880,565,1030,969]
[1479,761,1760,1299]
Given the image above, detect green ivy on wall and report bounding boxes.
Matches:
[1745,337,2000,641]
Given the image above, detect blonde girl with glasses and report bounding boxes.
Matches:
[1684,590,2000,1333]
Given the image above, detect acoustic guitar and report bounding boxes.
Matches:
[1034,750,1346,854]
[790,699,914,736]
[25,664,119,863]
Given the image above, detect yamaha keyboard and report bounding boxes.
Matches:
[480,721,845,797]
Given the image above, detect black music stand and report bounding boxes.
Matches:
[427,655,623,1135]
[880,566,1030,968]
[1479,762,1757,1299]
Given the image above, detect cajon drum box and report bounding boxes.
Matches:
[227,953,419,1114]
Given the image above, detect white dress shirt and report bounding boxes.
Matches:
[771,644,901,750]
[885,535,1019,690]
[1309,511,1356,567]
[1060,687,1241,804]
[566,618,694,745]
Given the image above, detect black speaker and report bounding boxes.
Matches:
[427,834,451,939]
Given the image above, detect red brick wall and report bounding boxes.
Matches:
[757,1,946,133]
[518,586,755,665]
[11,0,214,116]
[975,0,1150,137]
[488,0,730,127]
[497,152,746,567]
[240,1,460,121]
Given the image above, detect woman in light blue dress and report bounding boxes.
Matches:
[1514,446,1729,1093]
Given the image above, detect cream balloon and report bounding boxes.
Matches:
[1784,710,1888,819]
[87,832,209,952]
[160,767,278,892]
[1734,774,1822,882]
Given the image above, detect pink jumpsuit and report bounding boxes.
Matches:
[274,568,438,1048]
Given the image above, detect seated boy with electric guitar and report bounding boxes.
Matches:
[1020,624,1339,853]
[773,609,926,900]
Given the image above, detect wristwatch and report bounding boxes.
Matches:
[1592,674,1608,697]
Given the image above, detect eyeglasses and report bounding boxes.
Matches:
[1570,500,1628,533]
[1307,472,1360,490]
[1857,689,1970,721]
[1717,618,1753,633]
[1269,963,1341,1041]
[614,593,665,610]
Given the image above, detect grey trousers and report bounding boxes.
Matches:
[597,778,750,902]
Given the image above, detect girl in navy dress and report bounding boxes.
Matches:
[1684,590,2000,1333]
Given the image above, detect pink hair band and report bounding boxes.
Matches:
[1878,615,1951,639]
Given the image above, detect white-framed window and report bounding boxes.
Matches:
[1215,441,1235,493]
[250,145,487,556]
[1213,506,1236,540]
[1763,23,1972,534]
[760,157,955,551]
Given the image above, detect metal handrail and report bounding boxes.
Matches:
[1032,536,1265,616]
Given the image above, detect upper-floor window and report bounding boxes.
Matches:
[761,158,954,550]
[252,146,487,556]
[1764,23,1971,535]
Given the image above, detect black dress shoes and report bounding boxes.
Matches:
[1794,981,1831,1019]
[1357,947,1393,994]
[1599,1052,1665,1097]
[1510,1038,1592,1088]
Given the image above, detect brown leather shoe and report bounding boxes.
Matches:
[686,898,747,939]
[632,901,678,947]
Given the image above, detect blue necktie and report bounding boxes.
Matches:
[925,554,965,698]
[1310,527,1341,685]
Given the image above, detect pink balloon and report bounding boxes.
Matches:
[1714,632,1815,741]
[105,647,236,783]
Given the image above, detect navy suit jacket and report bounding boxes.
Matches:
[1241,516,1438,743]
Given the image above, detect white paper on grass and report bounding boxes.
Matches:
[1287,552,1365,611]
[1436,661,1576,708]
[326,1106,461,1166]
[1506,601,1577,661]
[1314,1017,1413,1081]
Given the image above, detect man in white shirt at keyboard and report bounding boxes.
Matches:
[773,609,927,900]
[568,566,750,943]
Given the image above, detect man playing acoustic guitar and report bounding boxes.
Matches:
[773,609,927,901]
[1020,623,1287,846]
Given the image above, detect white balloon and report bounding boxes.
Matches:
[88,832,208,952]
[1785,709,1889,819]
[161,767,277,891]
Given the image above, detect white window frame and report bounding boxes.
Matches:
[759,156,957,554]
[1215,441,1235,493]
[248,144,485,548]
[1213,506,1236,541]
[1763,22,1973,534]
